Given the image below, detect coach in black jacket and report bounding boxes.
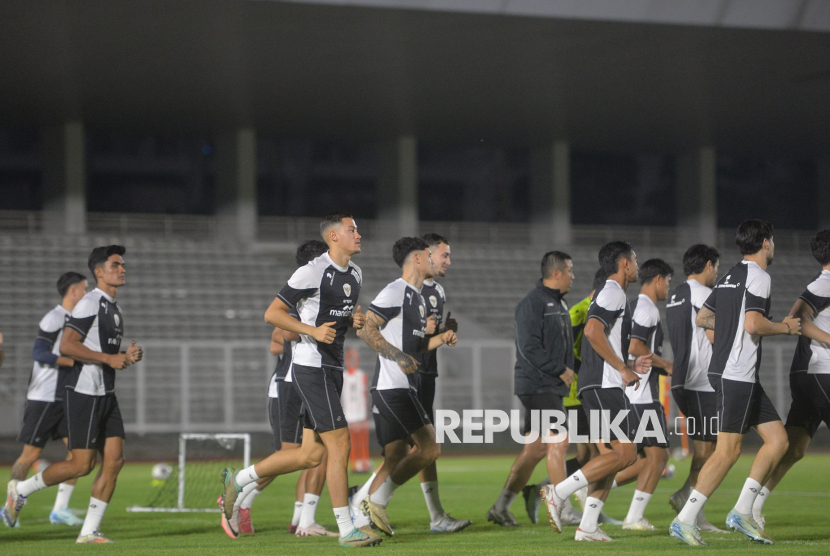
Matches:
[487,251,576,526]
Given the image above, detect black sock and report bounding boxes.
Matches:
[565,457,582,476]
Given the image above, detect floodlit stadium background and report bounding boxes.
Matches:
[2,0,830,461]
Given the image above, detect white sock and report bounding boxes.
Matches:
[350,473,376,515]
[299,493,320,528]
[235,482,258,509]
[494,488,517,513]
[369,476,399,506]
[234,466,260,488]
[553,470,588,500]
[625,490,652,522]
[353,510,371,528]
[611,480,618,489]
[17,472,48,497]
[334,506,355,537]
[734,478,762,515]
[79,497,107,536]
[752,486,770,518]
[240,487,261,510]
[678,489,708,525]
[579,497,604,532]
[52,483,74,512]
[291,501,303,526]
[421,481,445,521]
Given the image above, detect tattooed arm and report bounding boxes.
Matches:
[696,306,716,331]
[359,310,420,374]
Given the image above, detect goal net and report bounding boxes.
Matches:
[127,433,250,513]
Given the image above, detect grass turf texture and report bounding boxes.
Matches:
[2,453,829,555]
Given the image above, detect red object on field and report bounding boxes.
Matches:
[344,349,372,473]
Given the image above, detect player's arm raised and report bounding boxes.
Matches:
[359,310,419,374]
[265,296,336,344]
[789,299,830,344]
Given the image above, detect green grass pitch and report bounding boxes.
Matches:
[2,453,829,554]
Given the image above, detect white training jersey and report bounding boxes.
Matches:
[790,270,830,375]
[26,305,71,402]
[578,279,632,393]
[626,294,662,405]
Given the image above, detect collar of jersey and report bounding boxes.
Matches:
[638,292,657,309]
[94,287,116,303]
[323,252,350,273]
[536,279,563,299]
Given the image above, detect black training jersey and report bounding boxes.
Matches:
[666,279,715,392]
[625,294,664,404]
[64,288,124,396]
[27,305,72,402]
[420,280,446,376]
[790,270,830,375]
[577,279,632,394]
[705,260,771,383]
[368,278,429,390]
[277,252,362,371]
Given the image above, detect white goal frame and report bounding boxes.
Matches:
[127,433,251,513]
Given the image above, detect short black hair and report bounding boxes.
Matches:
[682,244,721,276]
[811,230,830,266]
[296,239,328,267]
[592,268,607,292]
[423,233,449,248]
[320,213,353,238]
[735,219,775,255]
[88,245,126,283]
[57,272,87,298]
[541,251,572,279]
[392,237,429,268]
[639,258,674,285]
[598,241,634,277]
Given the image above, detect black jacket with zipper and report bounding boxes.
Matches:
[514,281,574,397]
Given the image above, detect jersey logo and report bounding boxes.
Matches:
[419,305,425,318]
[429,295,438,307]
[114,313,121,327]
[666,294,685,308]
[343,284,352,297]
[717,274,740,289]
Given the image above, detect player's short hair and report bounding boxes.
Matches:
[392,237,429,268]
[423,233,449,248]
[598,241,634,277]
[319,213,353,239]
[296,239,328,267]
[811,230,830,266]
[592,267,607,292]
[735,219,774,255]
[88,245,126,283]
[639,259,674,285]
[57,271,87,298]
[541,251,571,279]
[682,244,721,276]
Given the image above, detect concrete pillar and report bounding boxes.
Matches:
[215,128,257,240]
[377,135,418,238]
[530,141,571,246]
[676,146,717,247]
[818,156,830,232]
[42,122,86,234]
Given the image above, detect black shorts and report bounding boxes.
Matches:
[65,390,125,450]
[518,393,565,436]
[579,387,634,442]
[630,401,669,449]
[565,404,590,439]
[711,376,780,434]
[268,382,305,450]
[786,372,830,438]
[414,373,436,421]
[291,364,347,433]
[372,388,432,448]
[672,388,718,442]
[17,399,68,448]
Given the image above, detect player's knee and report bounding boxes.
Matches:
[617,449,638,470]
[301,446,326,469]
[423,442,440,463]
[771,436,789,458]
[108,454,125,474]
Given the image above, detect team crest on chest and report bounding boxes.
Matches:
[429,295,438,307]
[343,284,352,297]
[114,313,120,327]
[419,305,425,318]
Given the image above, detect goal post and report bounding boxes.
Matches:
[127,433,251,513]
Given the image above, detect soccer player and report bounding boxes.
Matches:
[224,240,336,538]
[614,259,674,531]
[750,230,830,529]
[541,241,652,542]
[6,245,143,543]
[670,220,801,546]
[354,237,458,537]
[487,252,576,527]
[665,244,725,532]
[222,214,382,548]
[2,272,87,528]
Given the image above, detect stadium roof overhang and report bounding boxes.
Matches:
[2,0,830,155]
